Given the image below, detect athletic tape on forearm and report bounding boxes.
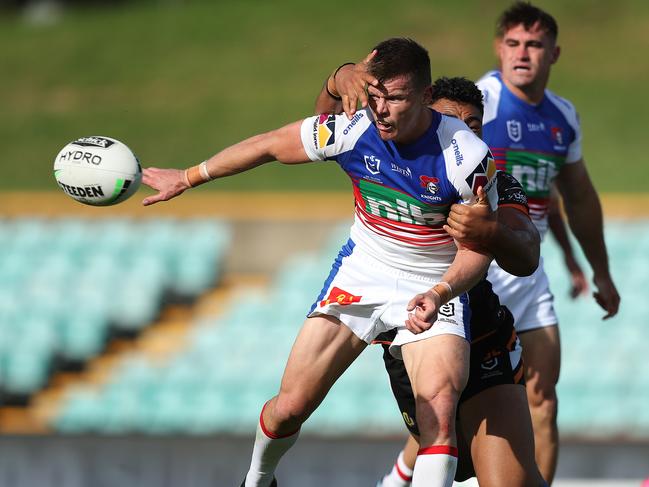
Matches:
[185,160,212,188]
[432,281,453,304]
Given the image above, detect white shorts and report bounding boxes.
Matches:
[308,239,471,359]
[487,256,557,333]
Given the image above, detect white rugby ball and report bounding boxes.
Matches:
[54,136,142,206]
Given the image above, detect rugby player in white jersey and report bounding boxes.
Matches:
[142,38,499,487]
[322,68,546,486]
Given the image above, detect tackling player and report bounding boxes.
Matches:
[143,38,498,487]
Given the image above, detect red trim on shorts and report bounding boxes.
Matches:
[395,462,413,481]
[259,401,300,439]
[417,445,458,457]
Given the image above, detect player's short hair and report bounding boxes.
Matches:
[496,1,558,42]
[431,77,484,115]
[368,37,432,91]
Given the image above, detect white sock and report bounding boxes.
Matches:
[243,404,300,487]
[380,450,413,487]
[411,446,458,487]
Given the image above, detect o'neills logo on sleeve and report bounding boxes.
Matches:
[320,287,362,307]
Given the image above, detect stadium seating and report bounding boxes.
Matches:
[50,218,649,439]
[0,217,230,402]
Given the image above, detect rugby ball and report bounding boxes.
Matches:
[54,136,142,206]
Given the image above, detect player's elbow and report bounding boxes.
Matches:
[496,236,540,277]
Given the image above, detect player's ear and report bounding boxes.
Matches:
[422,85,433,106]
[551,44,561,65]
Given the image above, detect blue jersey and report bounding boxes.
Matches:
[477,71,582,237]
[300,108,495,273]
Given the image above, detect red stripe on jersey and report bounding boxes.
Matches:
[418,445,459,457]
[357,212,454,246]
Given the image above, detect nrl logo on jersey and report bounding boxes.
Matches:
[364,155,381,175]
[506,120,522,142]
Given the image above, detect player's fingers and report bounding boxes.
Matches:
[476,186,488,205]
[404,316,421,334]
[361,49,377,66]
[341,94,354,118]
[142,192,166,206]
[406,295,422,312]
[443,224,463,240]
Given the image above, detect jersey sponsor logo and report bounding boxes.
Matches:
[419,175,439,195]
[551,126,564,145]
[320,286,362,307]
[510,155,558,196]
[364,154,381,175]
[360,179,448,226]
[439,302,455,317]
[506,119,522,142]
[527,122,545,132]
[465,152,496,195]
[390,162,412,179]
[71,136,115,148]
[342,112,364,135]
[314,114,335,150]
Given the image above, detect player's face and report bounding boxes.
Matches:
[497,22,560,98]
[431,98,483,138]
[367,75,432,144]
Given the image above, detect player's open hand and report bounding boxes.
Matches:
[142,167,190,206]
[443,186,495,249]
[334,50,380,119]
[592,274,620,320]
[405,290,441,334]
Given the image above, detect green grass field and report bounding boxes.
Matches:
[2,0,648,193]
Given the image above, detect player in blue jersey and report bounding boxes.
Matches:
[142,38,498,487]
[475,3,620,482]
[323,70,545,486]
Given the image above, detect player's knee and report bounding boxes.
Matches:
[527,386,558,423]
[272,393,314,427]
[414,389,458,437]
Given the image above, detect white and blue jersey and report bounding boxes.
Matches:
[299,108,495,350]
[477,70,581,238]
[300,107,496,274]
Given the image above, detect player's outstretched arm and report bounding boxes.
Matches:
[444,186,540,277]
[314,51,379,118]
[555,159,620,318]
[547,188,589,298]
[142,121,308,206]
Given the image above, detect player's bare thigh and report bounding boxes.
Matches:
[460,384,542,487]
[401,334,469,444]
[264,315,367,433]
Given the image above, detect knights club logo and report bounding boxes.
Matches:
[419,175,439,194]
[506,119,522,142]
[551,126,564,145]
[364,155,381,175]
